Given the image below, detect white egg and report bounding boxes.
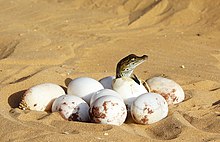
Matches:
[52,95,90,122]
[19,83,65,111]
[131,93,168,125]
[90,95,127,126]
[112,77,148,110]
[67,77,104,104]
[90,89,123,106]
[146,77,185,105]
[99,76,115,89]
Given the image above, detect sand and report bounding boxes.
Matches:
[0,0,220,141]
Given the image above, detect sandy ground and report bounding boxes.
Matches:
[0,0,220,141]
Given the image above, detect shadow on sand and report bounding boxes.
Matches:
[8,90,26,108]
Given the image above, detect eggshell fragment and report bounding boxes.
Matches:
[131,93,168,125]
[90,89,123,106]
[52,95,90,122]
[146,77,185,105]
[67,77,104,104]
[19,83,65,111]
[99,76,115,89]
[90,95,127,126]
[112,77,148,110]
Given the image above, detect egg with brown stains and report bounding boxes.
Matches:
[146,77,185,105]
[90,95,127,126]
[52,95,90,122]
[131,93,168,125]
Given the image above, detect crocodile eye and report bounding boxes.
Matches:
[123,68,129,71]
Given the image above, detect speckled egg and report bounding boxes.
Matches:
[90,89,123,106]
[146,77,185,105]
[19,83,65,111]
[99,76,115,89]
[67,77,104,104]
[90,95,127,126]
[131,93,168,125]
[112,77,148,110]
[52,95,90,122]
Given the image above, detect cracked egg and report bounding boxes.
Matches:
[112,77,148,111]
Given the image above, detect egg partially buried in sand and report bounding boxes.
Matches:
[131,93,168,125]
[99,76,115,89]
[90,95,127,126]
[146,77,185,105]
[67,77,104,104]
[90,89,123,106]
[19,83,65,111]
[52,95,90,122]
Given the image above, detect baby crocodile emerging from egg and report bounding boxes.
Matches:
[112,54,149,110]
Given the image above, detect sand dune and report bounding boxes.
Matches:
[0,0,219,141]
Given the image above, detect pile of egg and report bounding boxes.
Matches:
[19,76,185,126]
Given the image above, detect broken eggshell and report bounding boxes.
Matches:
[90,95,127,126]
[52,95,90,122]
[90,89,123,106]
[99,76,115,89]
[131,93,168,125]
[112,77,148,110]
[19,83,65,111]
[146,76,185,105]
[67,77,104,104]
